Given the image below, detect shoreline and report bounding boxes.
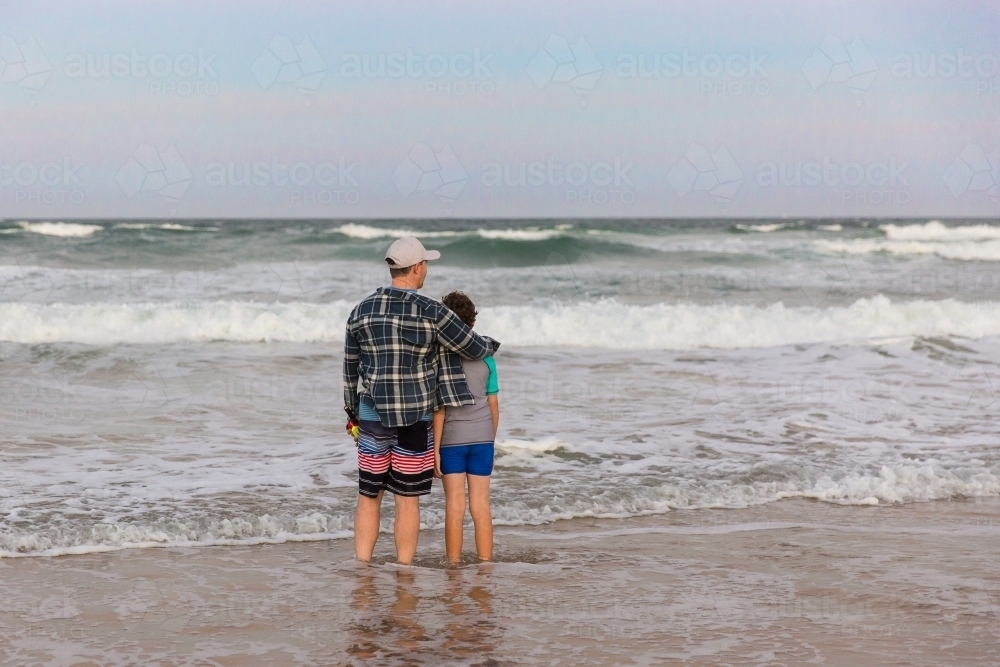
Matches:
[1,497,997,665]
[4,492,999,559]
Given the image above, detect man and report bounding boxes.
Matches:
[343,236,492,564]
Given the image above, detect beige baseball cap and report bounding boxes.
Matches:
[384,236,441,268]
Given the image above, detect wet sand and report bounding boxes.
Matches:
[1,498,997,666]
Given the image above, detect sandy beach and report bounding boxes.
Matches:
[1,497,997,666]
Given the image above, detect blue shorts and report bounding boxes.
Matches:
[439,443,494,477]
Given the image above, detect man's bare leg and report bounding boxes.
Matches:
[394,494,421,565]
[467,474,492,561]
[355,490,384,562]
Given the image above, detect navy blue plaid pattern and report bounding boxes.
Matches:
[344,287,492,428]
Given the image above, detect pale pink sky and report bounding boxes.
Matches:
[1,0,997,218]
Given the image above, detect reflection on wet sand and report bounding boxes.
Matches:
[346,563,501,666]
[2,501,997,666]
[443,564,499,659]
[346,570,380,661]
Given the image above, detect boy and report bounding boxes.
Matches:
[433,291,500,564]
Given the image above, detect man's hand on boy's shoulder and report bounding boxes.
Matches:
[482,336,501,354]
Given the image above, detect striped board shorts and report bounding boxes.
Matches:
[357,419,435,497]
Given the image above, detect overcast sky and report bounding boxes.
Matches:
[2,0,999,218]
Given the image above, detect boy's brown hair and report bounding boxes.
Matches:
[442,291,478,327]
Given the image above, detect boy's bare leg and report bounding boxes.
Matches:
[443,473,467,562]
[394,494,421,565]
[467,475,492,561]
[355,490,384,562]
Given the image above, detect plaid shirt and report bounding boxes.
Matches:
[343,287,492,428]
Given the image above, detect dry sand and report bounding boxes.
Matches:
[1,498,998,666]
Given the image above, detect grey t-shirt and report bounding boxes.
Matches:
[440,356,496,447]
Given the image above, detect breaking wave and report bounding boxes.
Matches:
[329,223,573,241]
[2,296,999,349]
[816,238,1000,261]
[817,222,1000,261]
[2,459,996,557]
[15,222,104,237]
[881,221,1000,241]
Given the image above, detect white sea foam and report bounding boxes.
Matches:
[799,464,1000,505]
[495,465,1000,526]
[881,221,1000,241]
[171,223,220,231]
[497,437,570,453]
[583,228,806,256]
[2,296,999,348]
[330,223,571,241]
[17,221,103,237]
[821,219,1000,262]
[816,238,1000,261]
[477,227,569,241]
[492,464,1000,525]
[0,300,355,345]
[330,223,457,239]
[736,223,786,232]
[480,296,1000,349]
[0,531,352,558]
[114,223,217,232]
[0,522,354,557]
[818,224,843,231]
[2,460,995,556]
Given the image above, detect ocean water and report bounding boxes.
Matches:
[1,218,999,556]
